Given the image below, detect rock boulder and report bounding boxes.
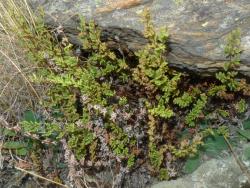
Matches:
[29,0,250,77]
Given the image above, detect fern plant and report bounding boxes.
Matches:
[108,123,136,167]
[216,29,242,91]
[185,94,207,127]
[133,9,181,120]
[9,3,250,181]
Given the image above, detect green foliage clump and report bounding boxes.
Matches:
[2,140,28,156]
[169,134,203,158]
[224,28,242,69]
[62,123,95,159]
[148,143,164,170]
[108,124,135,158]
[173,92,193,108]
[119,96,128,106]
[132,9,247,172]
[21,121,60,138]
[217,109,230,118]
[15,10,132,164]
[216,29,242,91]
[10,4,250,181]
[133,9,181,120]
[147,115,166,170]
[147,98,174,119]
[133,10,249,174]
[159,168,170,180]
[185,94,207,127]
[235,99,248,113]
[207,85,226,97]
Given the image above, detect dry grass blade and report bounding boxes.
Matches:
[0,0,45,122]
[0,49,40,100]
[23,0,36,28]
[15,166,69,188]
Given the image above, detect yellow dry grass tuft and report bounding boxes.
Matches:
[0,0,42,124]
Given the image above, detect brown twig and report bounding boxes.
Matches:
[223,135,250,183]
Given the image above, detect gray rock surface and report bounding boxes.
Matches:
[152,158,249,188]
[28,0,250,77]
[151,143,250,188]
